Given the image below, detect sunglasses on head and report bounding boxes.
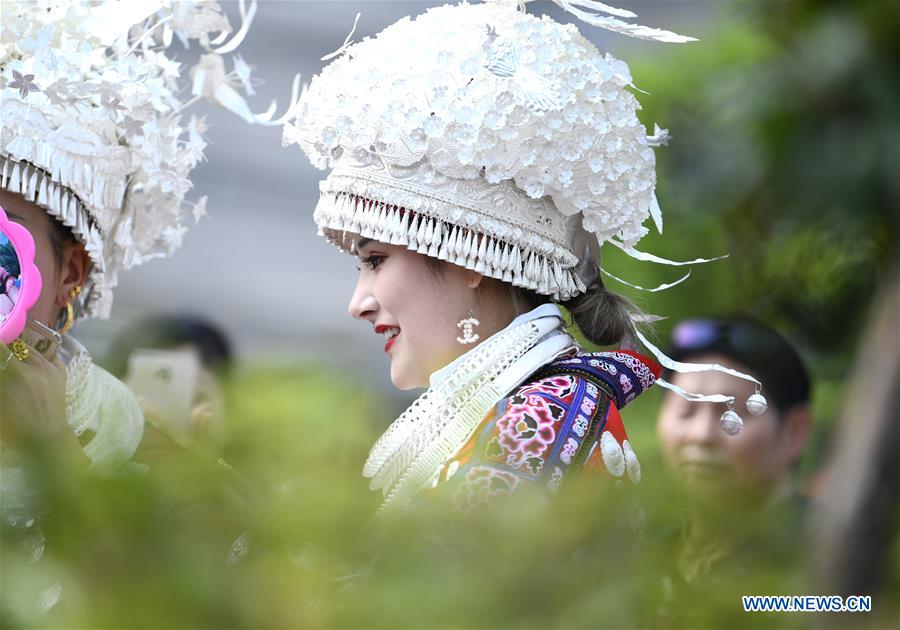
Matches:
[671,319,783,359]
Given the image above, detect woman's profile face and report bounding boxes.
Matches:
[348,239,478,390]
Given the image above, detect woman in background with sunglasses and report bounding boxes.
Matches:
[656,317,812,613]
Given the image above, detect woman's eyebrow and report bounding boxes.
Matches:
[356,237,373,252]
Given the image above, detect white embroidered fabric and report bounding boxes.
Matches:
[61,336,144,471]
[364,306,576,515]
[284,1,699,301]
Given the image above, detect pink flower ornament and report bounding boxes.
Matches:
[0,206,42,345]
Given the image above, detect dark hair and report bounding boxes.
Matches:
[665,317,811,414]
[508,278,639,347]
[557,277,640,347]
[105,315,233,378]
[0,241,20,277]
[47,216,78,267]
[424,255,639,348]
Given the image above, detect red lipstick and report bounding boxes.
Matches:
[375,324,400,354]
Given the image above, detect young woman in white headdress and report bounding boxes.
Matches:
[0,2,296,620]
[281,1,754,516]
[0,0,290,471]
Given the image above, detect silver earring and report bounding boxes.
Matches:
[746,385,768,416]
[720,401,744,436]
[456,310,480,344]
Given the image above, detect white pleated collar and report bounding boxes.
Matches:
[429,303,565,388]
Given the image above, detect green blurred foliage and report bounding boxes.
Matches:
[601,0,899,472]
[0,373,814,629]
[616,1,898,346]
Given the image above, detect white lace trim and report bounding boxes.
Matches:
[63,338,144,470]
[364,313,573,515]
[315,182,586,301]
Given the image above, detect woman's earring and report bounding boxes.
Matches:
[456,310,480,345]
[58,285,82,336]
[720,401,744,436]
[746,385,768,416]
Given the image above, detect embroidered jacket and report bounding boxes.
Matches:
[438,350,660,511]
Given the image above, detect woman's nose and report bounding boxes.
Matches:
[348,275,378,321]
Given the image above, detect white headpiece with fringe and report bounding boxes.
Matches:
[283,0,702,301]
[0,0,300,318]
[286,1,771,457]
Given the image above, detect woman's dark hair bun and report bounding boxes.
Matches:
[560,278,638,347]
[508,276,640,348]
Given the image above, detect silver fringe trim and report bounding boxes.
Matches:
[365,317,548,515]
[314,191,586,301]
[0,156,107,319]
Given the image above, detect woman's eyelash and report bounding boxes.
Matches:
[358,254,386,270]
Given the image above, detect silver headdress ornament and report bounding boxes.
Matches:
[283,0,765,440]
[1,0,301,319]
[283,1,727,298]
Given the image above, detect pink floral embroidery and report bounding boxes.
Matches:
[495,391,563,475]
[580,397,596,416]
[603,351,655,390]
[518,375,577,399]
[619,372,633,393]
[572,414,589,437]
[589,358,618,376]
[453,465,522,511]
[560,437,579,465]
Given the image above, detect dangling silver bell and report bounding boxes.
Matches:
[746,393,768,416]
[720,410,744,436]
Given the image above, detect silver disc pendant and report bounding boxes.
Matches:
[720,410,744,436]
[746,393,768,416]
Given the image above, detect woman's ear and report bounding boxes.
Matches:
[467,271,485,290]
[54,242,91,308]
[783,404,812,465]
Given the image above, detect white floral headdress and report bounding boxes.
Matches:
[286,1,773,436]
[1,0,299,318]
[283,0,700,301]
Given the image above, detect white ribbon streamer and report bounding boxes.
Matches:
[633,327,761,406]
[654,378,735,405]
[322,12,362,61]
[556,0,637,19]
[213,0,257,54]
[601,267,690,292]
[634,327,760,385]
[648,192,663,234]
[547,0,698,43]
[609,238,729,267]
